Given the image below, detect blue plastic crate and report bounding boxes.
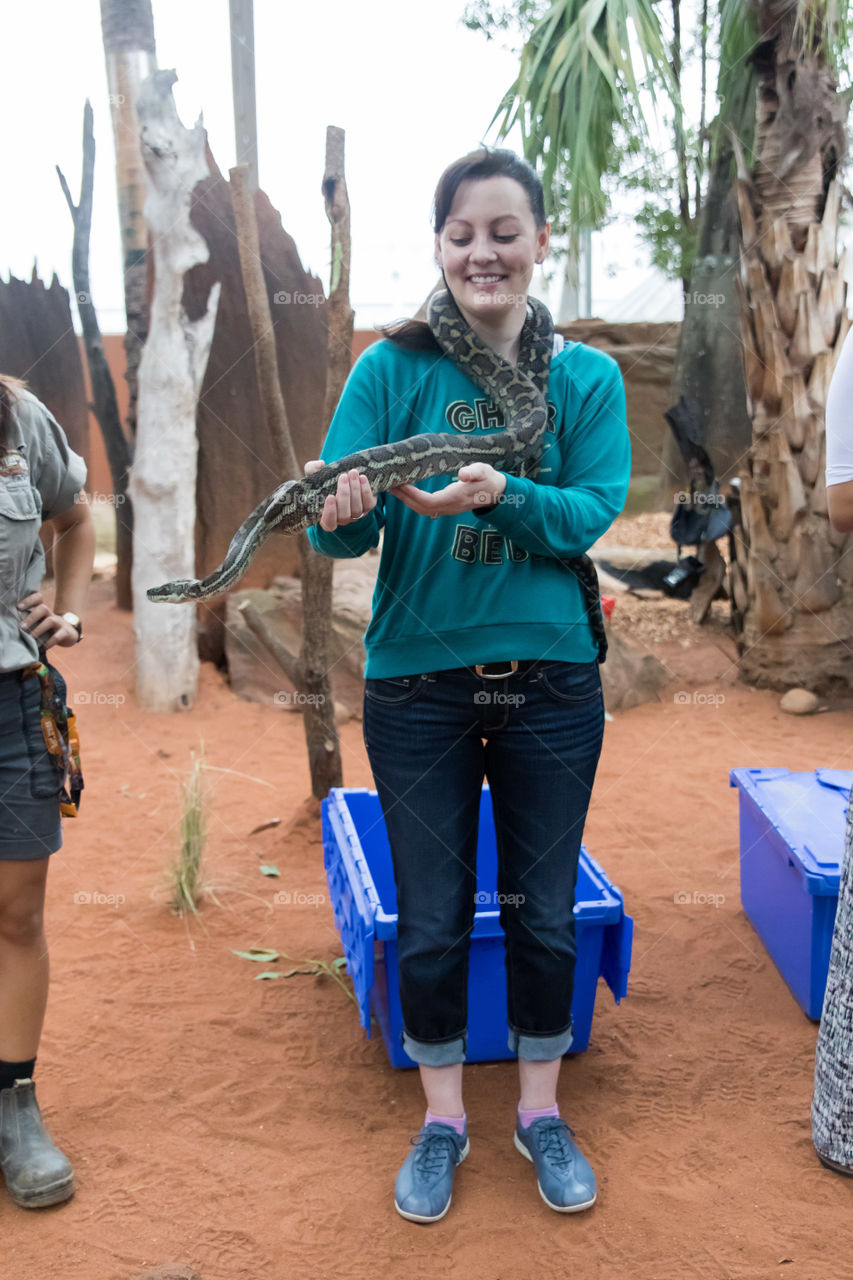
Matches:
[322,786,633,1068]
[729,768,849,1018]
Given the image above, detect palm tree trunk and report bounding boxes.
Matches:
[661,136,753,492]
[731,7,851,688]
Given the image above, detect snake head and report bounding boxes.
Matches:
[147,579,203,604]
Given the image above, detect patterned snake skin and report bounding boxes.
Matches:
[147,290,607,663]
[812,798,853,1171]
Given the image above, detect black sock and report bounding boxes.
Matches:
[0,1057,36,1091]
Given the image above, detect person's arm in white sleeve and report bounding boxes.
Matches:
[825,328,853,532]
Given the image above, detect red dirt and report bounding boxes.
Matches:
[6,574,853,1280]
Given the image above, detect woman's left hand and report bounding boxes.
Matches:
[17,592,80,649]
[391,463,508,519]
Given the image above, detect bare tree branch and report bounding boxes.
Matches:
[57,100,134,609]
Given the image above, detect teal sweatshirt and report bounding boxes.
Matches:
[306,336,631,677]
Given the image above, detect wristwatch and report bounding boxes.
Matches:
[61,612,83,642]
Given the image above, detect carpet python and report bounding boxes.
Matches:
[147,290,607,662]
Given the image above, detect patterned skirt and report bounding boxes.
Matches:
[812,798,853,1171]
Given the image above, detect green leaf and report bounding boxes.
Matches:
[254,966,318,980]
[330,956,348,971]
[259,865,280,877]
[232,948,280,963]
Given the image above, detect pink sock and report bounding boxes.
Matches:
[518,1102,560,1129]
[425,1108,466,1136]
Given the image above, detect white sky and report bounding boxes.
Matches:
[3,0,687,331]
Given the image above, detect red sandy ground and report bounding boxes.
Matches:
[5,574,853,1280]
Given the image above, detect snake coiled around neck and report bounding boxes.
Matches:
[147,290,607,662]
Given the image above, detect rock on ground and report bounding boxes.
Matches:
[225,557,379,719]
[780,688,821,715]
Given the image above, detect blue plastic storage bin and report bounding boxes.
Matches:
[729,768,849,1018]
[322,786,633,1068]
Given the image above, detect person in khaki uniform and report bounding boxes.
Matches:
[0,376,93,1207]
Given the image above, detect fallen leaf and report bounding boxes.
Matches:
[248,818,282,836]
[252,965,320,980]
[259,865,280,877]
[232,948,280,963]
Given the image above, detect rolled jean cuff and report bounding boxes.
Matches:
[402,1029,467,1066]
[509,1023,573,1061]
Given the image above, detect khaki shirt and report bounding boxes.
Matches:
[0,389,87,671]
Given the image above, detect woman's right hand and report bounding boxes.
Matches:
[304,460,378,532]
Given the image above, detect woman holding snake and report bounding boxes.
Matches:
[304,148,631,1222]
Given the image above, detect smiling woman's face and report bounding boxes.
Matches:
[435,175,550,326]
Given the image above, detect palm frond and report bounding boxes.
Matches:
[491,0,674,233]
[716,0,760,163]
[793,0,853,72]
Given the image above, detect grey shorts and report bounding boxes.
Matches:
[0,668,62,860]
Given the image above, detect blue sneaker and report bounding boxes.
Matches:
[514,1115,597,1212]
[394,1122,470,1223]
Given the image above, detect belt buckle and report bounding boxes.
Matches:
[475,660,519,680]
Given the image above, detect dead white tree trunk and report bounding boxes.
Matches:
[130,69,220,711]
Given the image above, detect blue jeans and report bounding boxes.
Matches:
[0,670,63,860]
[362,660,605,1065]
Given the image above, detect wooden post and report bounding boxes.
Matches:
[229,127,353,800]
[99,0,157,445]
[229,0,259,191]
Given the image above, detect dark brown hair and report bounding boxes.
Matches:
[379,147,547,353]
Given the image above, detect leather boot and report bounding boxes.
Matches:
[0,1079,74,1207]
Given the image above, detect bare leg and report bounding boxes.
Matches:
[418,1063,464,1116]
[518,1057,561,1111]
[0,855,75,1209]
[0,858,50,1061]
